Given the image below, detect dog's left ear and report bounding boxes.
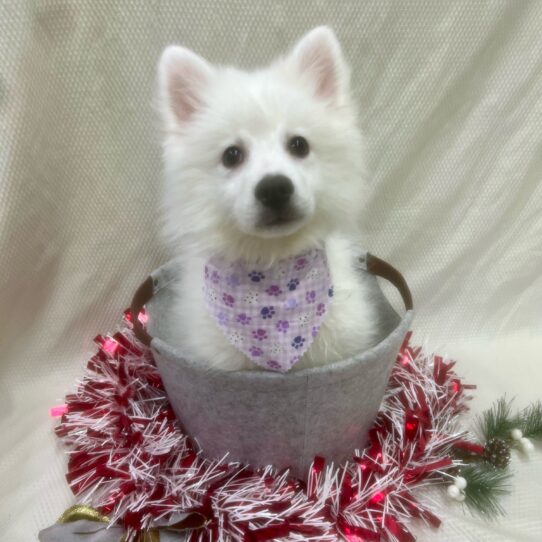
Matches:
[287,26,349,105]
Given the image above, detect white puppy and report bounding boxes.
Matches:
[157,27,378,371]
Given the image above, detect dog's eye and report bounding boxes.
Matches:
[287,136,310,158]
[222,145,244,168]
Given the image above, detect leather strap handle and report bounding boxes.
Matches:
[365,253,413,311]
[131,254,413,348]
[131,276,154,347]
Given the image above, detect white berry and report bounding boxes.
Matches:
[447,484,460,499]
[520,437,535,453]
[454,476,467,490]
[455,492,466,502]
[510,428,523,440]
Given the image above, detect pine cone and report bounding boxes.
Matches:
[483,437,511,469]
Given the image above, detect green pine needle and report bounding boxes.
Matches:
[518,401,542,440]
[460,463,511,518]
[476,397,516,442]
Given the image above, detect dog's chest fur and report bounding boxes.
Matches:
[169,236,377,371]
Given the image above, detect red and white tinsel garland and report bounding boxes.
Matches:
[54,310,476,541]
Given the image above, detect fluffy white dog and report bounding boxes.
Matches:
[157,27,378,371]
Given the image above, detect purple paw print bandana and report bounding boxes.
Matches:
[203,249,333,372]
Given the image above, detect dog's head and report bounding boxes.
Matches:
[158,27,366,263]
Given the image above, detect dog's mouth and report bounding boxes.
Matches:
[264,215,299,227]
[254,209,305,236]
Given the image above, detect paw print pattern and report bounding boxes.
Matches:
[252,329,268,341]
[265,284,282,296]
[204,248,332,371]
[227,331,244,346]
[226,273,241,287]
[248,271,265,282]
[276,320,289,333]
[287,278,300,291]
[210,270,221,284]
[296,312,311,326]
[249,346,263,357]
[236,313,252,325]
[260,306,275,319]
[222,293,235,307]
[244,291,259,305]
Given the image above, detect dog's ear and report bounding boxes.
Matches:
[158,46,213,125]
[287,26,349,105]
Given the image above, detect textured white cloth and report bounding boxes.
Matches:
[1,2,541,540]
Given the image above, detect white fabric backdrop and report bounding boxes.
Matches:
[1,1,541,540]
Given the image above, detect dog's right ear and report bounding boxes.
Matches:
[158,46,213,125]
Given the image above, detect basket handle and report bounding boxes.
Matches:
[366,253,413,311]
[131,276,154,346]
[131,254,413,347]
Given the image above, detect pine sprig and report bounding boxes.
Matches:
[476,397,516,442]
[518,401,542,439]
[448,397,540,518]
[460,464,511,518]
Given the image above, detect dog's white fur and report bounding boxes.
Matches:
[158,27,378,371]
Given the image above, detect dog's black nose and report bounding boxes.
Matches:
[255,174,294,211]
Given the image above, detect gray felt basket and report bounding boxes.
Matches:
[131,253,413,478]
